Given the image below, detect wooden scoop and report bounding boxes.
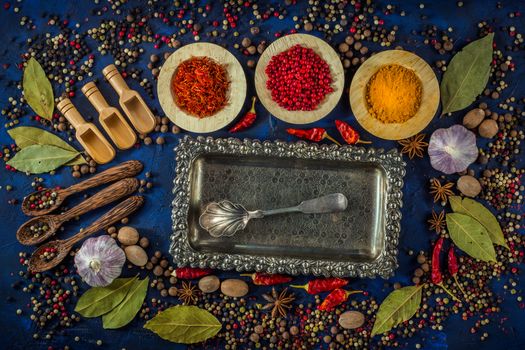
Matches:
[28,195,144,273]
[102,64,156,134]
[17,178,139,245]
[57,98,115,164]
[82,81,137,150]
[21,160,143,216]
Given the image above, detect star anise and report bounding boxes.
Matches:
[398,133,429,159]
[261,288,295,318]
[178,281,199,305]
[429,178,455,203]
[428,209,446,233]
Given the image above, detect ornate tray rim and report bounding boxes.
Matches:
[170,136,405,278]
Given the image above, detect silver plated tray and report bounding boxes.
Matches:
[170,136,405,278]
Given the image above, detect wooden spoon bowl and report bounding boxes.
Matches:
[28,240,70,273]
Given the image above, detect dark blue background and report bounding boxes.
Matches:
[1,1,524,349]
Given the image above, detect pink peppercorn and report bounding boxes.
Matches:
[265,44,333,111]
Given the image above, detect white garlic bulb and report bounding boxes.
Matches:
[75,235,126,287]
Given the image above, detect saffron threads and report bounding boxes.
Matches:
[365,64,422,124]
[265,44,333,111]
[171,56,229,118]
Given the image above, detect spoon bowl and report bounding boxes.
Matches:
[28,240,70,273]
[21,188,66,216]
[17,216,60,245]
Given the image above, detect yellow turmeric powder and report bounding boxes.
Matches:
[365,64,422,124]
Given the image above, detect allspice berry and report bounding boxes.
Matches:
[463,108,485,129]
[478,119,498,138]
[457,175,482,197]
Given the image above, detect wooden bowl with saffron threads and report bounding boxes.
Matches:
[255,33,344,124]
[349,49,439,140]
[157,42,246,133]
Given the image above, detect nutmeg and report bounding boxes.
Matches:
[463,108,485,129]
[478,119,498,138]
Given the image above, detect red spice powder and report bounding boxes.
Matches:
[171,56,229,118]
[265,44,333,111]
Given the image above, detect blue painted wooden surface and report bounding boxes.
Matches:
[0,1,524,349]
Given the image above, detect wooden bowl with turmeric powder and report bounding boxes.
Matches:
[349,50,439,140]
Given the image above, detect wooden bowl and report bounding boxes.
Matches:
[157,42,246,133]
[349,50,439,140]
[255,33,344,124]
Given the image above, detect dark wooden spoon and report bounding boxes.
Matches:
[21,160,143,216]
[28,196,144,273]
[17,178,139,246]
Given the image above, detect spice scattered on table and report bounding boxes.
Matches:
[398,133,428,159]
[261,287,295,318]
[286,127,341,145]
[335,120,371,145]
[229,96,257,133]
[266,44,333,111]
[290,277,348,294]
[318,288,363,311]
[171,56,229,118]
[365,64,422,123]
[241,272,293,286]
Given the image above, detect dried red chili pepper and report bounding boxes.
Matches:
[448,245,467,298]
[287,127,341,145]
[431,237,460,302]
[230,96,257,133]
[335,120,371,145]
[290,277,348,294]
[172,267,213,279]
[240,272,293,286]
[317,288,363,311]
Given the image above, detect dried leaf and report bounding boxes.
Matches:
[449,196,508,249]
[75,277,137,318]
[7,126,86,165]
[144,305,222,344]
[7,144,78,174]
[23,57,54,120]
[102,277,149,329]
[446,213,497,262]
[371,285,423,337]
[440,33,494,114]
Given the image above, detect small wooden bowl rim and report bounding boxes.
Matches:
[349,49,440,140]
[157,42,247,133]
[255,33,344,125]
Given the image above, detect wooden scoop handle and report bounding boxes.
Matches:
[61,160,143,196]
[64,196,144,248]
[59,178,139,222]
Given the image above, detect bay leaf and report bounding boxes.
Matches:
[446,213,496,262]
[75,277,137,318]
[102,277,149,329]
[7,144,78,174]
[449,196,508,249]
[23,57,54,120]
[144,305,222,344]
[440,33,494,114]
[8,126,86,165]
[371,285,423,337]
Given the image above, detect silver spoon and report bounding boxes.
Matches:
[199,193,348,238]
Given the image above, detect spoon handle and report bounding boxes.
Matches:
[63,196,144,249]
[258,193,348,217]
[60,160,143,197]
[59,178,139,222]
